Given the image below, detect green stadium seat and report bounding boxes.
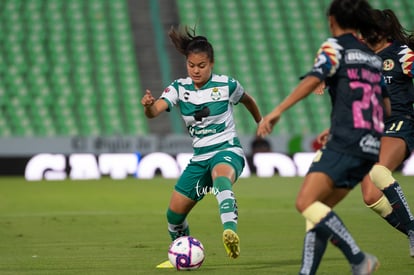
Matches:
[2,0,412,138]
[0,0,148,137]
[176,0,346,135]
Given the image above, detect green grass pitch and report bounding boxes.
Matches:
[1,174,414,274]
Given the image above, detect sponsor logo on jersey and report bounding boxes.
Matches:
[383,59,394,71]
[345,49,382,70]
[359,134,380,154]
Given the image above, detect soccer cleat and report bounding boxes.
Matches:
[408,230,414,257]
[223,229,240,259]
[351,253,379,275]
[155,260,174,268]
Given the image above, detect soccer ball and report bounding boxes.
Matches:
[168,236,205,270]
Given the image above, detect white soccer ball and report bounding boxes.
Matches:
[168,236,205,270]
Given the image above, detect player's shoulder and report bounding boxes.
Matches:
[320,37,342,50]
[211,74,237,83]
[174,77,193,86]
[397,43,414,58]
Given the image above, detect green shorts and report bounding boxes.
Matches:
[175,151,245,201]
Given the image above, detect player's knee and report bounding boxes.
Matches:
[369,164,395,190]
[301,201,331,224]
[363,193,380,205]
[295,197,307,213]
[361,185,383,205]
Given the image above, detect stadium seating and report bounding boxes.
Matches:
[176,0,414,136]
[0,0,413,138]
[176,0,332,135]
[0,0,147,137]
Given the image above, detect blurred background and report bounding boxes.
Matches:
[0,0,413,176]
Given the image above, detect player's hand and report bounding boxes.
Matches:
[141,89,156,107]
[316,128,330,145]
[313,82,326,95]
[256,114,280,138]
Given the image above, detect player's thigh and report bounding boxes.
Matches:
[323,188,350,208]
[360,174,383,205]
[379,136,407,171]
[210,151,245,182]
[380,116,414,169]
[296,171,335,212]
[175,160,212,202]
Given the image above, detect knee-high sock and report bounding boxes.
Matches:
[370,165,414,231]
[213,176,238,232]
[167,208,190,241]
[367,194,407,235]
[302,202,364,265]
[299,220,328,275]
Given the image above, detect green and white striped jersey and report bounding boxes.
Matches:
[161,74,245,161]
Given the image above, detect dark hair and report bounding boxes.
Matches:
[168,25,214,62]
[366,9,414,49]
[327,0,376,39]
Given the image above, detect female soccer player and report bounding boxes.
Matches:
[258,0,384,274]
[141,26,263,267]
[360,8,414,256]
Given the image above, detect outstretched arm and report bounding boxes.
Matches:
[257,75,322,137]
[141,89,169,118]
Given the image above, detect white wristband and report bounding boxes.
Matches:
[257,117,263,125]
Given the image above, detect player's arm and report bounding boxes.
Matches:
[239,92,263,124]
[380,84,391,117]
[141,89,169,118]
[257,76,322,137]
[383,97,391,117]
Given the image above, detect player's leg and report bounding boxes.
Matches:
[210,151,244,259]
[212,164,237,232]
[300,188,349,275]
[298,150,378,274]
[370,136,414,256]
[156,163,205,268]
[167,191,196,240]
[166,161,207,241]
[157,192,196,269]
[297,172,373,274]
[361,174,407,235]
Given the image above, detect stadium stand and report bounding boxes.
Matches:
[176,0,332,135]
[175,0,414,136]
[0,0,413,138]
[0,0,147,137]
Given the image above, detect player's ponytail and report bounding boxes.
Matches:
[364,9,414,50]
[381,9,414,50]
[168,25,214,62]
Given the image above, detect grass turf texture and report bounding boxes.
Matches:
[0,175,413,274]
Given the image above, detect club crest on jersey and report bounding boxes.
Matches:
[383,59,394,71]
[210,87,221,101]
